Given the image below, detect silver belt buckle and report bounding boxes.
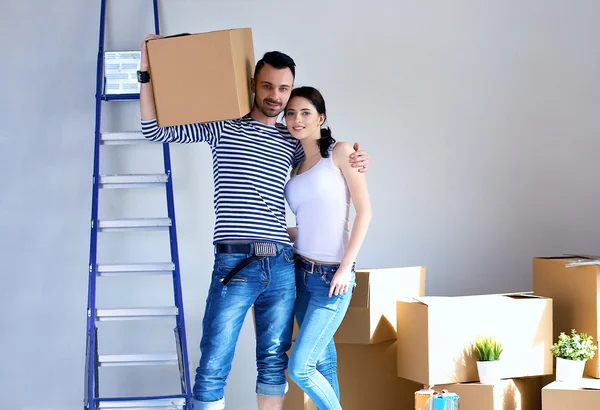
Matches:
[253,242,277,257]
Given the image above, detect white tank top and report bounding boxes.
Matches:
[284,144,350,263]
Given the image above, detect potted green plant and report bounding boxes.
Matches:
[551,329,598,383]
[473,336,504,384]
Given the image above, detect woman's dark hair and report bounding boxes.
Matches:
[288,86,336,158]
[254,51,296,79]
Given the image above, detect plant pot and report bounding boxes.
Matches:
[555,357,586,383]
[476,360,502,384]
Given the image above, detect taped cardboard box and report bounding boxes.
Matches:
[533,255,600,378]
[434,378,542,410]
[147,28,255,127]
[333,266,425,344]
[542,379,600,410]
[396,293,553,385]
[283,341,422,410]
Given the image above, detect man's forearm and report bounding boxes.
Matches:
[140,81,157,120]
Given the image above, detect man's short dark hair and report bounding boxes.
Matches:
[254,51,296,79]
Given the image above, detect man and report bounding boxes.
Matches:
[139,34,369,410]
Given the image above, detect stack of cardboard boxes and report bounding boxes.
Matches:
[283,255,600,410]
[533,256,600,410]
[144,28,600,410]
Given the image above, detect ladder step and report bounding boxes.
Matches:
[97,396,186,409]
[97,262,175,277]
[96,307,178,321]
[98,353,179,367]
[100,132,148,145]
[98,218,171,232]
[101,93,140,101]
[100,174,168,189]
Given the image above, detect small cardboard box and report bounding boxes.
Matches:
[533,255,600,378]
[333,266,426,344]
[283,341,422,410]
[396,293,553,385]
[147,28,255,127]
[542,379,600,410]
[434,378,542,410]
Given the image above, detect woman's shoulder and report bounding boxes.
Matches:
[332,141,353,157]
[330,141,353,168]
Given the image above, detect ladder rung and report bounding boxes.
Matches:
[98,353,179,367]
[97,263,175,277]
[98,218,171,232]
[101,93,140,101]
[96,307,178,321]
[100,132,148,145]
[97,397,186,409]
[100,174,168,188]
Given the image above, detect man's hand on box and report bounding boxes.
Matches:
[140,34,164,71]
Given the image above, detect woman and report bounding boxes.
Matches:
[284,86,372,409]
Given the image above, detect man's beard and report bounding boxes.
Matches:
[256,96,283,118]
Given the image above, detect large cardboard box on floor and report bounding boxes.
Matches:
[396,293,553,385]
[542,379,600,410]
[283,341,422,410]
[146,28,255,127]
[332,266,426,344]
[434,378,542,410]
[533,255,600,378]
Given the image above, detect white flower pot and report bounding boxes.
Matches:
[555,357,586,383]
[476,360,502,384]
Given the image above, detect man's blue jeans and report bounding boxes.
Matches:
[191,243,296,410]
[288,259,355,410]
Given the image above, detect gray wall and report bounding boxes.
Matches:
[2,0,599,409]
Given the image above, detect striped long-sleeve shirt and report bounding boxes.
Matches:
[141,115,304,245]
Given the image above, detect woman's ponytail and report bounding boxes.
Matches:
[318,127,336,158]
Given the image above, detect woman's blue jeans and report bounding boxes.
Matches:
[288,258,355,410]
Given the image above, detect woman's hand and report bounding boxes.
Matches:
[329,264,353,297]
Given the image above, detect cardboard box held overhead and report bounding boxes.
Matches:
[396,293,553,385]
[434,378,542,410]
[533,255,600,378]
[542,379,600,410]
[147,28,255,127]
[283,341,422,410]
[333,266,425,344]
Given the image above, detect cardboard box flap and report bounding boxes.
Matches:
[412,294,511,306]
[502,292,549,300]
[538,254,600,261]
[536,254,600,268]
[163,32,192,39]
[350,271,371,308]
[413,293,549,307]
[350,266,425,309]
[562,254,600,260]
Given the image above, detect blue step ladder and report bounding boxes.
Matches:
[84,1,192,409]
